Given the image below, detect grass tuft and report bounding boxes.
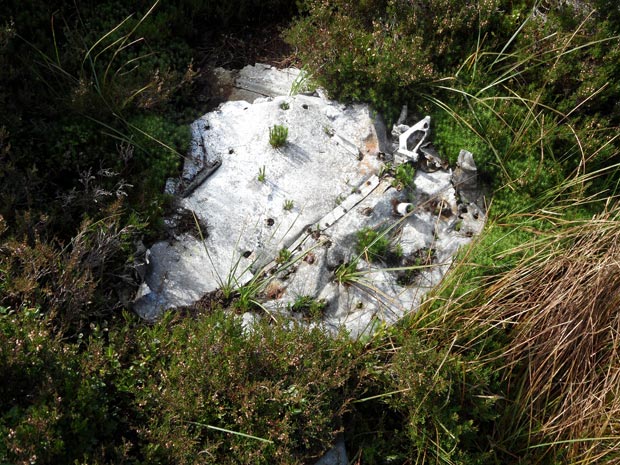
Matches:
[472,210,620,462]
[269,124,288,148]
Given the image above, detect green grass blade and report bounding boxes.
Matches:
[186,421,274,444]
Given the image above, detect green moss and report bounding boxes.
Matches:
[289,295,327,321]
[128,114,187,191]
[355,227,391,262]
[269,124,288,148]
[276,247,292,264]
[392,162,416,191]
[355,226,407,264]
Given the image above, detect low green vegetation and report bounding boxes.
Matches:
[289,295,327,320]
[355,226,402,264]
[356,227,390,261]
[2,1,620,464]
[257,165,266,183]
[269,124,289,148]
[276,247,292,264]
[333,259,360,286]
[392,163,416,191]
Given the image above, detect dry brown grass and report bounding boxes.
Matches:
[468,208,620,463]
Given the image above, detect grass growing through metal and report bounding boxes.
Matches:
[289,295,327,321]
[357,227,390,258]
[334,260,361,286]
[269,124,288,148]
[391,162,416,191]
[257,165,266,183]
[289,66,316,96]
[276,247,292,264]
[355,226,392,263]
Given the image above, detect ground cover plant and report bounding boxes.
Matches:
[2,1,620,464]
[269,123,289,147]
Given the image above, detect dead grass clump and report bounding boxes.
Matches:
[474,210,620,462]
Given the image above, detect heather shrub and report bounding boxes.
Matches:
[0,202,136,335]
[287,0,522,121]
[131,312,362,464]
[346,324,500,464]
[0,308,134,465]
